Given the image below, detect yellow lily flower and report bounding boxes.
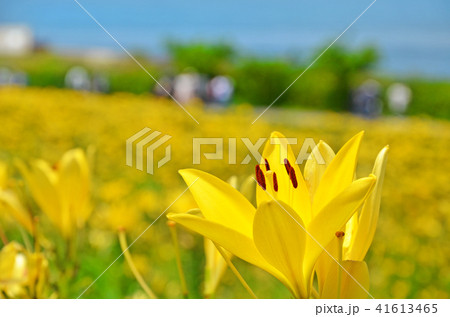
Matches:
[310,142,389,298]
[17,148,91,239]
[0,162,34,233]
[0,241,49,299]
[0,162,7,188]
[168,131,377,298]
[0,189,34,234]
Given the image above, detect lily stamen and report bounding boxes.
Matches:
[273,172,279,192]
[283,158,298,189]
[283,158,291,175]
[335,231,345,299]
[264,158,271,171]
[255,165,266,190]
[289,167,298,189]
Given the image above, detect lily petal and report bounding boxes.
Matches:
[304,140,335,200]
[253,200,307,298]
[58,149,91,227]
[314,236,340,295]
[313,131,364,216]
[344,146,389,260]
[305,175,376,280]
[167,212,288,286]
[321,260,370,299]
[17,160,64,235]
[0,190,34,233]
[239,175,256,205]
[179,169,255,236]
[257,131,311,223]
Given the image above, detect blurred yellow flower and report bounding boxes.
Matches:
[0,162,34,233]
[0,241,49,299]
[203,238,228,297]
[103,201,141,232]
[0,189,34,234]
[17,148,91,238]
[169,131,376,298]
[0,162,7,188]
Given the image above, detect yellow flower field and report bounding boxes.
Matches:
[0,87,448,298]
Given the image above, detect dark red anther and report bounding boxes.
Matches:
[289,167,298,188]
[264,158,271,171]
[273,172,278,192]
[255,165,266,190]
[284,158,291,175]
[284,158,298,189]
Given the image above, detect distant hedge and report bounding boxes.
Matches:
[1,44,449,120]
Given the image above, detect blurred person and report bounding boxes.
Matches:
[173,71,201,104]
[197,74,209,102]
[153,75,173,97]
[351,79,383,118]
[207,75,234,106]
[91,72,110,93]
[0,68,28,86]
[10,71,28,86]
[386,82,412,115]
[65,66,90,91]
[0,67,12,85]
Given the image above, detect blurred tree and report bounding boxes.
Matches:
[233,59,296,106]
[405,81,450,119]
[166,41,235,76]
[314,45,379,111]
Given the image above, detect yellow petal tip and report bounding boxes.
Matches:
[178,168,202,179]
[355,130,365,139]
[269,131,286,139]
[178,168,191,175]
[166,212,178,220]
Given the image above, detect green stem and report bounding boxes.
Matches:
[0,226,8,245]
[33,217,40,253]
[18,225,32,252]
[168,222,189,298]
[118,229,157,299]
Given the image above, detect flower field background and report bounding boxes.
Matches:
[0,87,448,298]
